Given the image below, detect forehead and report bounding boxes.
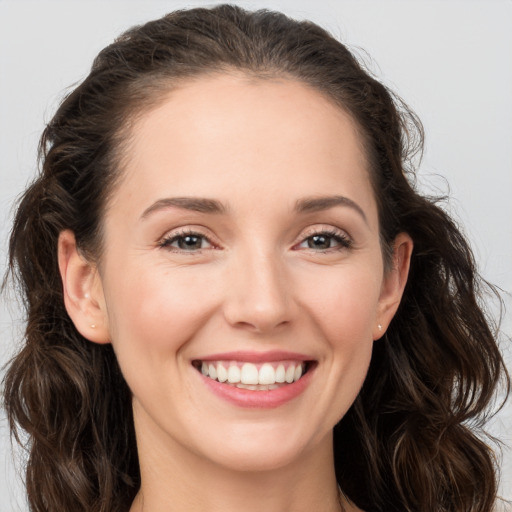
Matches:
[110,73,375,223]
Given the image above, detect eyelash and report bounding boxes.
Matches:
[158,229,215,252]
[158,228,352,253]
[296,229,352,252]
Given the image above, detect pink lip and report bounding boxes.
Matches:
[195,350,312,363]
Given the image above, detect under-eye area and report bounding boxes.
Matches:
[192,360,316,390]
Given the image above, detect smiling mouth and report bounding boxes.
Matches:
[192,360,314,391]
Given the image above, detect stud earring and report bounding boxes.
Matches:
[90,324,96,329]
[378,324,382,331]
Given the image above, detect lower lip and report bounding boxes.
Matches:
[196,365,315,409]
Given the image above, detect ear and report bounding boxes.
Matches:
[58,230,110,344]
[373,232,413,340]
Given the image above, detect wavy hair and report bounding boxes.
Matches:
[3,5,509,512]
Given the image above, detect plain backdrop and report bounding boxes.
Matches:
[1,0,511,510]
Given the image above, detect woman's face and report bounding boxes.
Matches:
[85,74,410,472]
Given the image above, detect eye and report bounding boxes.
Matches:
[159,230,213,252]
[297,229,352,251]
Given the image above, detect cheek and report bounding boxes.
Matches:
[300,264,380,390]
[288,265,381,428]
[103,262,217,359]
[297,263,382,342]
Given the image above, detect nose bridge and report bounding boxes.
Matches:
[223,243,292,332]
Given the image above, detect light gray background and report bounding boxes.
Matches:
[1,0,511,509]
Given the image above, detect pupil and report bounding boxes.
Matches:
[180,235,201,249]
[309,235,330,249]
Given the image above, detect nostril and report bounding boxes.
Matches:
[228,319,291,335]
[222,270,293,332]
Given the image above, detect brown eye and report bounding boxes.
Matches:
[299,230,351,251]
[160,232,212,251]
[177,235,204,250]
[307,235,333,250]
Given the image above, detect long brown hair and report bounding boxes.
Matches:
[3,5,509,511]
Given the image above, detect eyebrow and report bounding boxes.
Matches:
[295,195,368,224]
[140,194,367,224]
[140,197,227,219]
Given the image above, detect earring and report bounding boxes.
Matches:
[378,324,382,331]
[90,324,96,329]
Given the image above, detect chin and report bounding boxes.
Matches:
[192,422,327,474]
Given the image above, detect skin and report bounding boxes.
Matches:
[59,73,412,512]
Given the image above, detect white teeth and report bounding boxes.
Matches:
[258,363,275,385]
[285,365,295,383]
[217,364,228,382]
[240,363,259,385]
[275,364,285,383]
[236,383,280,391]
[227,365,241,383]
[208,364,217,380]
[236,383,258,390]
[199,360,307,387]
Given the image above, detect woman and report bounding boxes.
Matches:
[2,4,509,512]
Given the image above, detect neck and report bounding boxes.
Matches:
[129,418,357,512]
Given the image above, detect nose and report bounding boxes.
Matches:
[222,247,293,334]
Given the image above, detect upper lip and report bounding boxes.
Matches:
[193,350,314,363]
